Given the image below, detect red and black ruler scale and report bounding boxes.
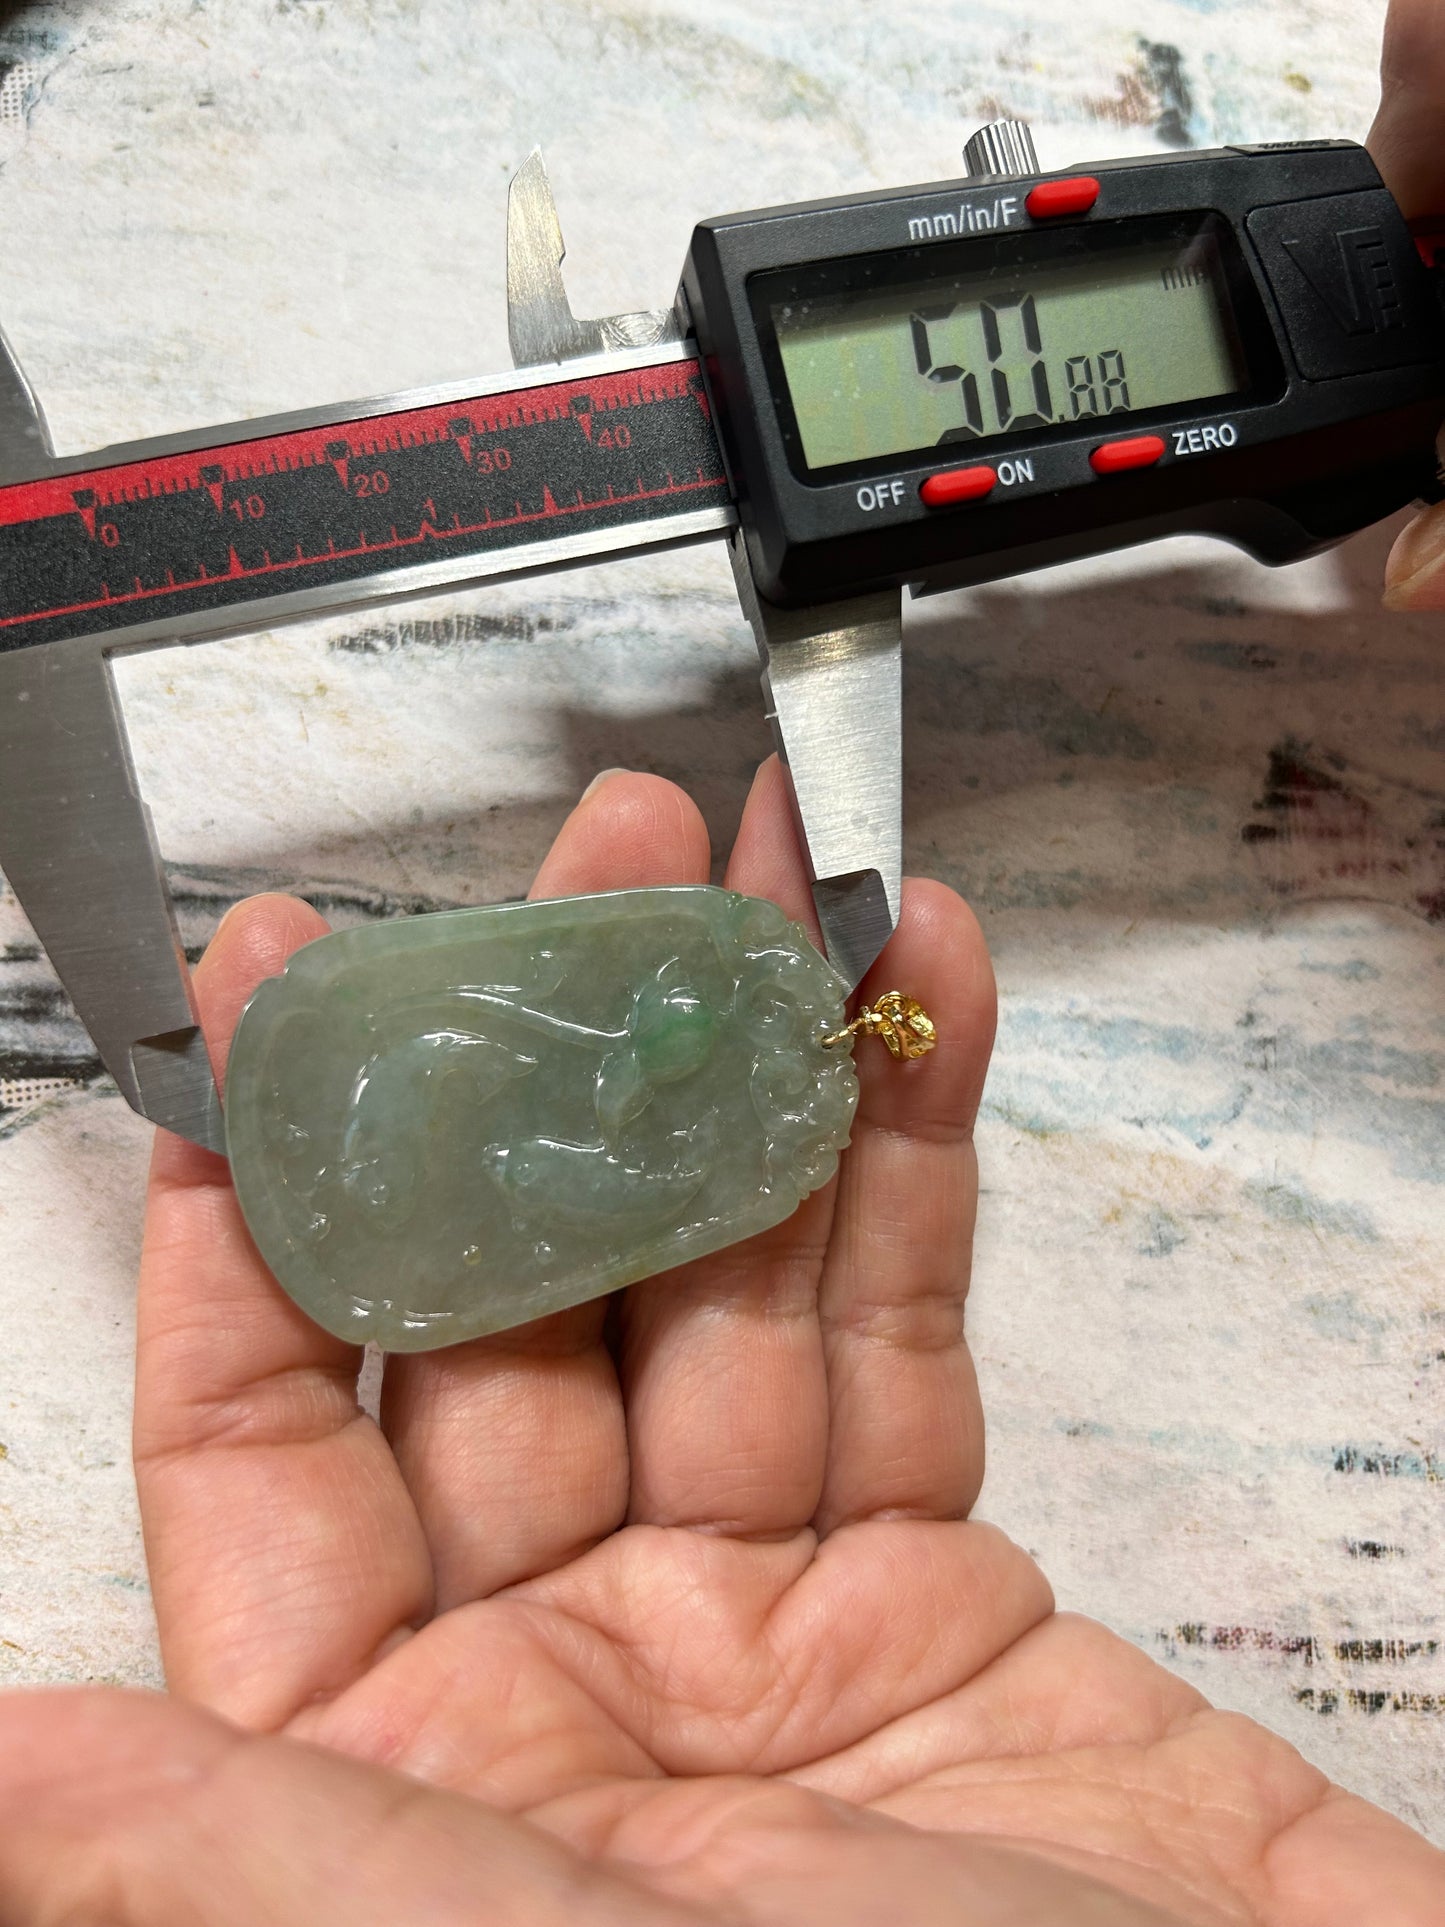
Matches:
[0,357,730,652]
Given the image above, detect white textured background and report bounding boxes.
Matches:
[0,0,1441,1846]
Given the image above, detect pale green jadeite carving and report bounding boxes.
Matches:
[224,886,859,1350]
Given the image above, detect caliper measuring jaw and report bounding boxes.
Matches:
[0,331,228,1152]
[727,539,902,995]
[0,151,904,1152]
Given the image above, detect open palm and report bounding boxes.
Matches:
[1,762,1439,1926]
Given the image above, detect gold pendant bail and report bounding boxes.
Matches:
[821,991,937,1061]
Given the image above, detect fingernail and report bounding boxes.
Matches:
[581,767,630,801]
[1383,502,1445,610]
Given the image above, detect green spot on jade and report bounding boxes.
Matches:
[224,886,859,1351]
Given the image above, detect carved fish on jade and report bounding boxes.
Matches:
[224,887,859,1350]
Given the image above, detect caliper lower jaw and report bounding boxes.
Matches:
[0,638,226,1153]
[727,533,903,994]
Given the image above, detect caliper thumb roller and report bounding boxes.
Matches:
[0,123,1441,1148]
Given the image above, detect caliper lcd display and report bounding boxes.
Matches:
[760,216,1250,475]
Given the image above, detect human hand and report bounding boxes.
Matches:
[1371,0,1445,611]
[0,760,1441,1923]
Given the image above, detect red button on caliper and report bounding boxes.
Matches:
[919,465,997,506]
[1025,175,1100,219]
[1090,435,1166,475]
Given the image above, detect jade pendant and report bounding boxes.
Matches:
[224,886,858,1350]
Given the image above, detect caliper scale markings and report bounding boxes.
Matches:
[0,356,729,651]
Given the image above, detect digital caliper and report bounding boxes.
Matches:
[0,123,1440,1152]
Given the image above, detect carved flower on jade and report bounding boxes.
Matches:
[224,887,860,1350]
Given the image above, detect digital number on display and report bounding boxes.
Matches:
[768,232,1246,473]
[910,291,1131,441]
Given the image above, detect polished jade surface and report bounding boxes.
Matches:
[224,887,858,1350]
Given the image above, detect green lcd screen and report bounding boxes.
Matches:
[767,226,1248,473]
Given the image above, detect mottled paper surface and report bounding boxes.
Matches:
[0,0,1439,1842]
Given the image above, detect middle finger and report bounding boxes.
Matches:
[381,770,711,1607]
[618,756,834,1538]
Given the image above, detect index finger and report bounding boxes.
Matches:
[134,895,434,1730]
[1368,0,1445,219]
[1369,0,1445,613]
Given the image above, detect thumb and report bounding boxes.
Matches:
[0,1689,682,1927]
[1368,0,1445,221]
[1369,0,1445,613]
[1383,501,1445,611]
